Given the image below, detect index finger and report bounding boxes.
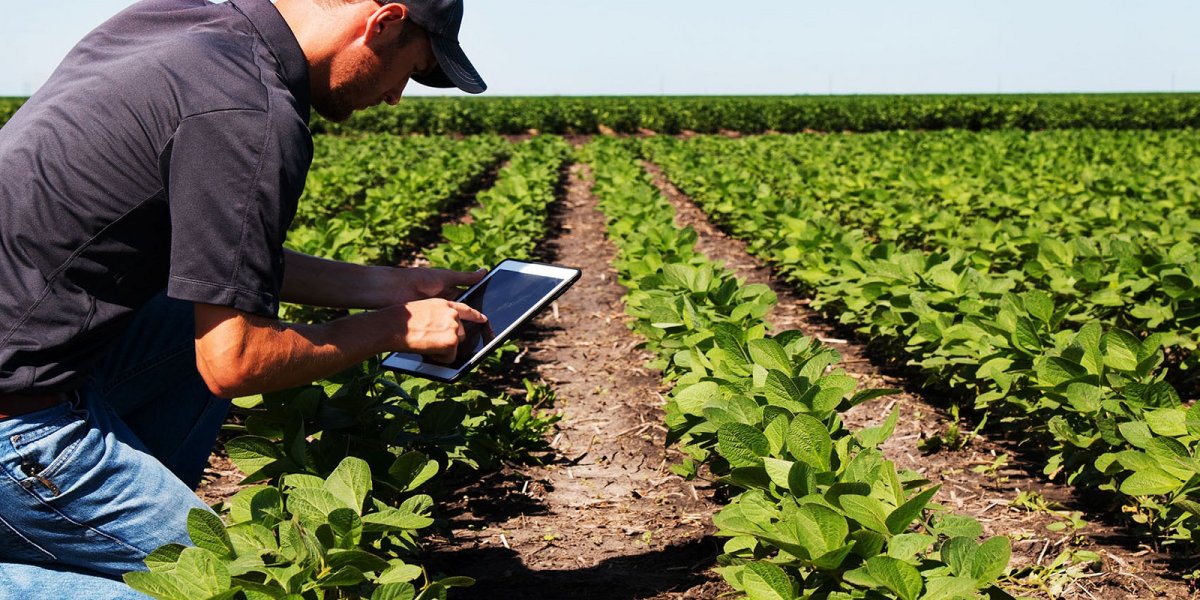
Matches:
[449,302,487,323]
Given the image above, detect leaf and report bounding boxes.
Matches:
[865,555,923,600]
[718,423,771,468]
[373,583,417,600]
[763,370,804,409]
[749,338,793,374]
[787,503,849,558]
[972,536,1011,585]
[324,456,373,514]
[742,562,796,600]
[786,414,833,470]
[1102,330,1141,372]
[840,495,892,535]
[143,544,186,573]
[886,485,940,535]
[225,436,282,478]
[1120,468,1184,496]
[389,451,441,493]
[922,576,983,600]
[886,533,935,561]
[187,509,235,560]
[673,381,720,415]
[362,507,435,532]
[328,508,364,549]
[286,488,346,526]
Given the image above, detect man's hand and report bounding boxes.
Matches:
[387,267,488,305]
[194,299,487,398]
[281,250,487,310]
[388,298,489,363]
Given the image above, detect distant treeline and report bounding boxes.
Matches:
[4,94,1200,134]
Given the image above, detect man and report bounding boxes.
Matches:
[0,0,488,595]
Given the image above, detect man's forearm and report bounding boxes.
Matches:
[281,249,396,309]
[195,304,401,397]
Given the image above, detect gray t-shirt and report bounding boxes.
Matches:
[0,0,313,394]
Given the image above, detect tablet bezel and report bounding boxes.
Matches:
[381,259,580,383]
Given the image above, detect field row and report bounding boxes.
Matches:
[6,94,1200,135]
[646,131,1200,553]
[124,136,572,600]
[585,138,1012,600]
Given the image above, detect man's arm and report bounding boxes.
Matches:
[281,249,486,309]
[194,299,486,398]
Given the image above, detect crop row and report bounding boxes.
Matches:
[309,94,1200,136]
[645,133,1200,549]
[645,133,1200,363]
[6,95,1200,136]
[287,134,506,265]
[124,136,571,600]
[583,137,1013,600]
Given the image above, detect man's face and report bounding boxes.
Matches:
[313,10,439,122]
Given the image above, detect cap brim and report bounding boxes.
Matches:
[413,35,486,94]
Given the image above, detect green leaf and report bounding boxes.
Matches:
[286,488,346,526]
[186,509,235,560]
[922,576,983,600]
[324,456,373,514]
[886,485,940,535]
[865,555,923,600]
[718,423,771,468]
[787,414,833,470]
[763,370,804,409]
[749,338,793,374]
[786,503,848,558]
[673,381,720,415]
[840,495,892,535]
[1102,329,1141,372]
[742,561,796,600]
[973,536,1011,585]
[143,543,186,573]
[1145,408,1188,437]
[1120,468,1184,496]
[373,583,417,600]
[362,507,435,532]
[886,533,935,561]
[389,452,440,493]
[225,436,282,478]
[328,508,364,549]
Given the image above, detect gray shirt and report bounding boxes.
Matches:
[0,0,313,394]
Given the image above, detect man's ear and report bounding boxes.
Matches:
[363,2,408,46]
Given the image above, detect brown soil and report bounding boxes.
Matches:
[642,161,1197,599]
[424,162,729,599]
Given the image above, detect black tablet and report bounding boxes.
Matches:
[382,259,581,383]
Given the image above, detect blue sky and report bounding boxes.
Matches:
[3,1,1198,97]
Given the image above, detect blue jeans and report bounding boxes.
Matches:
[0,294,231,599]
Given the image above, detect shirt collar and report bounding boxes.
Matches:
[228,0,311,122]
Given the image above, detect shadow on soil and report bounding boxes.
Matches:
[428,535,723,600]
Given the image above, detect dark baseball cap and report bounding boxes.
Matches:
[389,0,487,94]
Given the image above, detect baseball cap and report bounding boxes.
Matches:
[385,0,487,94]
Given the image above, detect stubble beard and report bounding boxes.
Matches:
[313,52,381,123]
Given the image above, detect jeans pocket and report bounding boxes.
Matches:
[9,408,90,499]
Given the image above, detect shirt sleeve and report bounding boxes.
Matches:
[164,108,295,317]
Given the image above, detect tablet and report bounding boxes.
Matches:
[382,260,581,383]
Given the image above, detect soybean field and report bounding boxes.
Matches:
[2,95,1199,600]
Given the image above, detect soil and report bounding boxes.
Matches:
[424,162,728,599]
[642,161,1198,599]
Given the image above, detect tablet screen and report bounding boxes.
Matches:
[443,269,562,369]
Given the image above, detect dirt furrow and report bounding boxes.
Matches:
[426,162,728,599]
[642,160,1192,599]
